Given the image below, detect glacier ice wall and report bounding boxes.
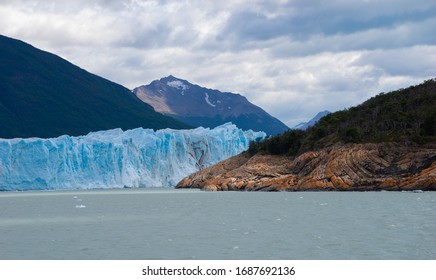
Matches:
[0,123,265,191]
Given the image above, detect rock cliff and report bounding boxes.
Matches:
[176,143,436,191]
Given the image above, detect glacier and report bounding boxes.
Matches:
[0,123,265,191]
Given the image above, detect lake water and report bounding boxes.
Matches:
[0,189,435,260]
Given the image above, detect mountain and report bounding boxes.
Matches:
[0,123,265,191]
[292,110,331,130]
[133,75,289,135]
[177,79,436,191]
[0,35,188,138]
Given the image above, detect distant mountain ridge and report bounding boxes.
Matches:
[133,75,289,135]
[292,110,331,130]
[0,35,188,138]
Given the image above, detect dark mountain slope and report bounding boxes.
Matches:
[0,35,188,138]
[133,75,289,135]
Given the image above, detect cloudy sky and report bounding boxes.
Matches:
[1,0,435,127]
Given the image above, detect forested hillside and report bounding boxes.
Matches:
[250,79,436,156]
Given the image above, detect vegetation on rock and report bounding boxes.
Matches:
[250,79,436,156]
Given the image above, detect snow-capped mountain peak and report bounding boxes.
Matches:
[132,76,290,135]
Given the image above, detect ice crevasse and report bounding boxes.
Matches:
[0,123,265,191]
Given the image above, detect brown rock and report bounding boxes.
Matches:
[176,143,436,191]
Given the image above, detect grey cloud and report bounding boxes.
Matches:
[220,1,436,45]
[118,24,173,49]
[265,16,436,60]
[354,46,436,78]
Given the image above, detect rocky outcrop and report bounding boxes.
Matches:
[176,143,436,191]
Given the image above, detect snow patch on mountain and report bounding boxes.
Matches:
[204,92,216,107]
[167,80,189,90]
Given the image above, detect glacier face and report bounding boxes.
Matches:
[0,123,265,191]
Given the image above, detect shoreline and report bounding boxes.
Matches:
[177,143,436,192]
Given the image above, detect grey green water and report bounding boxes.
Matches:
[0,189,435,259]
